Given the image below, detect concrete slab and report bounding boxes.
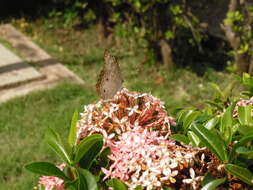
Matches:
[0,24,84,103]
[0,44,44,88]
[0,24,50,62]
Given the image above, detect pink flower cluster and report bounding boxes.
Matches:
[236,96,253,107]
[38,164,65,190]
[102,128,200,189]
[233,96,253,117]
[77,88,203,189]
[77,88,175,143]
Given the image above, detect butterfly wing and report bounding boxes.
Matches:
[96,50,123,99]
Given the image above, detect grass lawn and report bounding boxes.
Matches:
[0,83,97,189]
[0,18,240,189]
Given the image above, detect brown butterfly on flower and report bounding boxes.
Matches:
[96,50,123,99]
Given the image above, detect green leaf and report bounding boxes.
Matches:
[68,110,78,147]
[234,133,253,149]
[236,147,253,159]
[177,109,190,123]
[238,125,253,135]
[209,82,224,99]
[183,111,200,131]
[224,164,253,185]
[65,180,78,189]
[98,147,111,167]
[187,131,200,147]
[163,187,173,190]
[230,133,253,161]
[201,178,226,190]
[134,185,144,190]
[205,100,224,110]
[45,128,71,164]
[169,134,190,144]
[191,124,228,161]
[204,116,219,130]
[76,168,98,190]
[220,106,233,145]
[24,162,69,181]
[74,134,103,168]
[242,73,253,90]
[238,105,253,126]
[223,80,236,99]
[201,172,215,186]
[221,106,233,132]
[106,178,127,190]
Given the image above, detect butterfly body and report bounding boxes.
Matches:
[96,50,123,99]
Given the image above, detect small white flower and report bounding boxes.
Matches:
[201,153,205,162]
[217,164,224,171]
[114,116,128,125]
[108,133,115,139]
[169,161,178,169]
[182,168,202,189]
[149,167,161,174]
[163,168,172,176]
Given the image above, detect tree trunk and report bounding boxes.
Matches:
[222,0,249,75]
[248,55,253,75]
[235,53,249,74]
[159,39,174,69]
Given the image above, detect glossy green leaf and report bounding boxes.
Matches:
[76,168,98,190]
[24,162,69,181]
[233,133,253,149]
[204,116,219,130]
[238,124,253,135]
[224,125,232,146]
[177,109,190,123]
[183,111,200,130]
[201,172,215,186]
[242,73,253,90]
[221,106,233,132]
[68,110,78,147]
[238,105,253,126]
[98,147,111,167]
[134,185,144,190]
[106,178,127,190]
[169,134,190,144]
[74,134,103,168]
[231,123,239,136]
[230,133,253,161]
[45,128,71,164]
[236,147,253,159]
[65,180,78,189]
[201,178,226,190]
[224,164,253,185]
[187,131,200,147]
[220,106,233,145]
[191,124,228,161]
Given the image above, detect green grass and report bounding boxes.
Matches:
[0,83,97,189]
[0,17,242,189]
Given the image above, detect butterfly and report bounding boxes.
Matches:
[96,50,123,99]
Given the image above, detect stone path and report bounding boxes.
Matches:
[0,24,84,103]
[0,44,44,88]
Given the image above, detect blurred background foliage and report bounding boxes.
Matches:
[1,0,253,189]
[1,0,252,75]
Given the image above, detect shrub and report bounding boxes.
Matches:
[25,76,253,189]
